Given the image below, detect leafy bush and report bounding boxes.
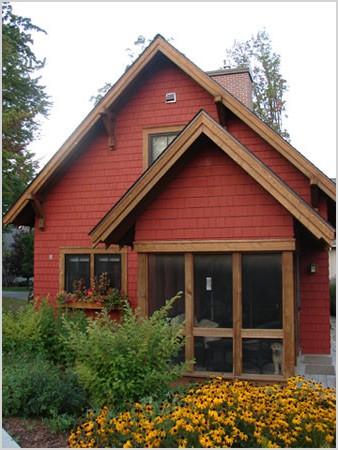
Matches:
[3,303,42,355]
[3,299,88,365]
[330,279,336,316]
[69,376,336,448]
[44,413,78,433]
[3,356,88,418]
[63,294,187,408]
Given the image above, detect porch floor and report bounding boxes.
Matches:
[296,317,336,388]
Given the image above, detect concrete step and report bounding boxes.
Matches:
[302,355,333,365]
[305,364,335,375]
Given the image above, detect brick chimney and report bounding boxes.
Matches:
[206,68,253,110]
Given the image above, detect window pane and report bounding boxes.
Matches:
[149,133,178,163]
[65,254,90,292]
[242,339,283,375]
[194,254,232,328]
[94,254,121,290]
[242,254,282,329]
[195,337,232,372]
[148,254,185,318]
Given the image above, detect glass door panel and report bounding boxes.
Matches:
[242,338,283,375]
[194,254,232,328]
[195,337,233,372]
[148,254,185,318]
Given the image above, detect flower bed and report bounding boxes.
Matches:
[69,376,336,448]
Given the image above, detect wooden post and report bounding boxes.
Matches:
[185,253,194,371]
[233,253,242,377]
[121,249,128,296]
[137,253,148,317]
[282,251,295,377]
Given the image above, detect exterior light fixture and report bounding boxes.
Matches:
[309,263,317,274]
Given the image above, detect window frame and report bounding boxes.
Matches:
[137,239,295,380]
[142,125,184,169]
[60,247,127,295]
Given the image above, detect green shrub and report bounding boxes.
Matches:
[3,303,43,355]
[330,279,336,316]
[63,294,187,408]
[2,356,88,418]
[44,413,78,433]
[3,299,88,365]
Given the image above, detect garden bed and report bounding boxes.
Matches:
[3,417,68,448]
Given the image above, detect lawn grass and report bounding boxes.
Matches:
[2,297,29,313]
[2,287,30,292]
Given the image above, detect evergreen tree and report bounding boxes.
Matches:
[2,2,51,215]
[224,30,289,140]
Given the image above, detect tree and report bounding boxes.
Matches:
[2,2,51,215]
[224,30,289,140]
[2,228,34,286]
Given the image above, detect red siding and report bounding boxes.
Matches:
[299,245,330,354]
[227,116,311,204]
[135,144,294,241]
[34,59,218,299]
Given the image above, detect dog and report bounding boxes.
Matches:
[271,342,283,375]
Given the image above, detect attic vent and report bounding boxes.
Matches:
[165,92,176,103]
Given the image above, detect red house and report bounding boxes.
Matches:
[4,36,335,381]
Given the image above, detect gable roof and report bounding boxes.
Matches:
[3,34,335,226]
[90,110,335,247]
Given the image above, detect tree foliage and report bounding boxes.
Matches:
[2,228,34,286]
[224,30,289,140]
[2,2,51,215]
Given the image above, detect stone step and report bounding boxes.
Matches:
[305,364,335,375]
[302,355,333,365]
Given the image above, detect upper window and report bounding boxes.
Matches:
[148,132,178,164]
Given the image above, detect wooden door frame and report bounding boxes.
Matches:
[136,239,295,380]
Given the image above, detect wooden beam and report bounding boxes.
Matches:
[233,253,242,377]
[185,253,194,371]
[241,329,284,339]
[100,109,116,149]
[193,327,233,337]
[134,239,296,253]
[282,251,295,377]
[215,100,228,128]
[28,195,45,229]
[121,250,128,297]
[137,253,148,317]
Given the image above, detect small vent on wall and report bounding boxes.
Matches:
[165,92,176,103]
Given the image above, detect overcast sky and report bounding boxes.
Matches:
[12,1,336,177]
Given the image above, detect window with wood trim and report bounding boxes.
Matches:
[148,132,178,164]
[139,247,294,380]
[65,254,90,292]
[142,125,184,168]
[60,248,127,295]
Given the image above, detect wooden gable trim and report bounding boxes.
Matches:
[134,239,296,253]
[90,111,334,247]
[214,96,336,201]
[4,35,335,227]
